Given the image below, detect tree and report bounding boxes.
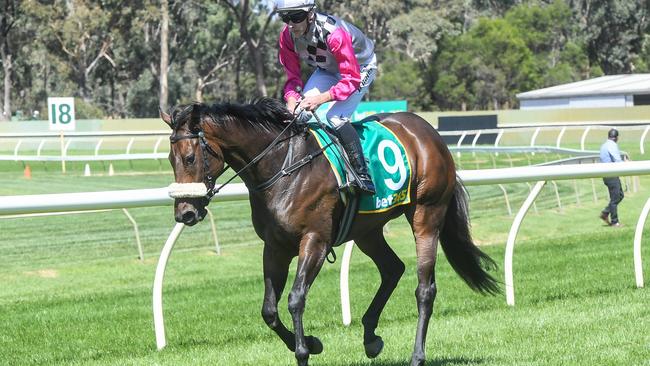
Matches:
[506,0,592,86]
[431,17,540,110]
[181,3,245,102]
[371,51,430,109]
[571,0,649,74]
[160,0,169,111]
[220,0,275,97]
[320,0,408,52]
[387,9,458,63]
[0,0,23,120]
[23,1,116,103]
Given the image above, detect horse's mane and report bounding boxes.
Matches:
[201,97,296,133]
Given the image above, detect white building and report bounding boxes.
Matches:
[517,74,650,110]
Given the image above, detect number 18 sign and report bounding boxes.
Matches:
[48,97,76,131]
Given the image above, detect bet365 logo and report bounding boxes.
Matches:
[375,189,408,209]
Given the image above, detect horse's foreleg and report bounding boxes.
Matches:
[407,204,444,366]
[261,245,295,350]
[355,228,405,359]
[288,233,328,366]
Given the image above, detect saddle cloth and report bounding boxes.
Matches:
[309,119,412,213]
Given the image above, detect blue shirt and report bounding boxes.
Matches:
[600,139,622,163]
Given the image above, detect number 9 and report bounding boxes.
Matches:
[378,140,406,191]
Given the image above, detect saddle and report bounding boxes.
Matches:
[307,114,412,246]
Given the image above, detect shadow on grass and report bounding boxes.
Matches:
[336,356,486,366]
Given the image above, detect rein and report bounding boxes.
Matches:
[170,113,331,200]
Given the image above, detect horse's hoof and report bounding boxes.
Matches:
[306,336,323,355]
[364,336,384,358]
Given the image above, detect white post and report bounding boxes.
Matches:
[153,222,185,350]
[640,125,650,155]
[206,210,221,255]
[471,132,481,158]
[498,184,512,216]
[591,178,598,202]
[633,198,649,288]
[494,130,504,156]
[550,181,562,212]
[37,140,46,157]
[94,138,104,156]
[126,137,135,155]
[530,127,541,155]
[505,180,546,306]
[456,132,467,158]
[154,137,164,155]
[122,208,144,261]
[60,132,66,173]
[556,126,566,149]
[340,241,355,326]
[13,140,23,161]
[580,126,591,151]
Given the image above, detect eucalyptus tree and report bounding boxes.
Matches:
[160,0,170,111]
[23,1,116,104]
[0,0,32,120]
[0,0,17,120]
[219,0,275,97]
[178,3,243,102]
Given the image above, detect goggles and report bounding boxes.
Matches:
[279,10,309,24]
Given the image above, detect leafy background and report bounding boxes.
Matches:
[1,0,649,119]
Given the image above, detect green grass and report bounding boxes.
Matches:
[0,152,649,365]
[1,218,648,365]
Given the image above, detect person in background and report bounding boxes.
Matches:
[274,0,377,194]
[599,128,624,227]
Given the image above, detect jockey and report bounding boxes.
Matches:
[275,0,377,195]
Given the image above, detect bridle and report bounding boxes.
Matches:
[169,113,315,200]
[169,130,223,198]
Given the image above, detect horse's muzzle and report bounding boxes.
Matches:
[174,198,208,226]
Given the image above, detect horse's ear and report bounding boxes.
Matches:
[160,107,173,128]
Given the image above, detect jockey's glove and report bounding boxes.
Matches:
[296,109,313,124]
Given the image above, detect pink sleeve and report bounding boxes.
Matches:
[327,28,361,101]
[278,26,303,102]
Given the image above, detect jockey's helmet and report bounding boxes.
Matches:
[274,0,315,12]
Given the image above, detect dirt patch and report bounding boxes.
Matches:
[24,269,59,278]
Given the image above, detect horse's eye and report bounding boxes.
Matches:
[184,154,195,165]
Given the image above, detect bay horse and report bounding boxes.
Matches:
[161,98,498,366]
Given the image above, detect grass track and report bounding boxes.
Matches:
[0,153,649,365]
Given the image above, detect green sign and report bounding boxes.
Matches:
[314,100,407,123]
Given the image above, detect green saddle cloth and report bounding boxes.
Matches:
[309,120,412,213]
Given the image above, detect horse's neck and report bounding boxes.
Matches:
[221,128,301,188]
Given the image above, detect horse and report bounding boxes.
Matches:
[161,97,498,366]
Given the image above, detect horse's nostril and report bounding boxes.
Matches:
[182,211,196,223]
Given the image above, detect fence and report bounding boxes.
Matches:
[2,123,650,167]
[1,161,649,349]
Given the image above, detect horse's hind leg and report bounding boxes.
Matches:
[354,227,405,358]
[406,203,445,366]
[261,245,323,356]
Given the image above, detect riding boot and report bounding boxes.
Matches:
[334,123,376,195]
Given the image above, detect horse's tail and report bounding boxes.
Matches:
[439,180,500,295]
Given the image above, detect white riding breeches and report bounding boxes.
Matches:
[303,55,377,128]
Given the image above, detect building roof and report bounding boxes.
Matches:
[517,74,650,100]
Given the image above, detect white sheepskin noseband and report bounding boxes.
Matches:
[168,183,208,198]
